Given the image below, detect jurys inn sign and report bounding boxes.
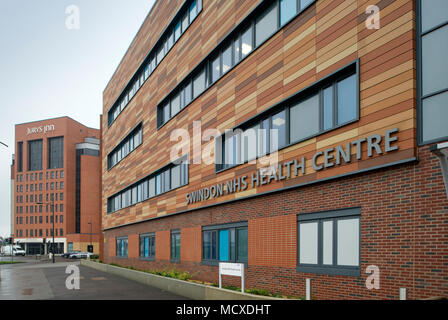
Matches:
[27,124,55,135]
[186,128,400,205]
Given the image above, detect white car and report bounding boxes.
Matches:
[68,252,92,259]
[1,245,25,256]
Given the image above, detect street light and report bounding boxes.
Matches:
[87,222,92,253]
[37,200,55,263]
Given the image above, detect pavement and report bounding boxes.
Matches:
[0,256,187,300]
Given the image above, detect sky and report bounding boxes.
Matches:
[0,0,156,238]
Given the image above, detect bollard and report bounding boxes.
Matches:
[306,278,312,300]
[399,288,407,300]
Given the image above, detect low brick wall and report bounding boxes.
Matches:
[81,259,287,300]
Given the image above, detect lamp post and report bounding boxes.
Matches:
[87,222,92,253]
[37,200,55,263]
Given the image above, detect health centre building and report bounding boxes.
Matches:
[101,0,448,299]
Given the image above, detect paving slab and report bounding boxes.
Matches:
[0,258,187,300]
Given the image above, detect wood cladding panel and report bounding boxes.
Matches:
[102,0,417,229]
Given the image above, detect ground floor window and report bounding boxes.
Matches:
[170,230,181,262]
[140,233,155,260]
[116,237,128,258]
[67,242,73,252]
[297,207,361,276]
[202,222,248,264]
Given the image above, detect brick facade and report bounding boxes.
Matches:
[103,145,447,299]
[101,0,448,299]
[12,117,102,254]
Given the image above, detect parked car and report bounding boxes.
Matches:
[1,245,25,256]
[61,250,81,258]
[68,252,93,259]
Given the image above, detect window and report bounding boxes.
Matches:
[255,2,278,47]
[174,21,181,41]
[107,157,189,213]
[108,124,143,170]
[193,69,206,99]
[185,82,192,106]
[171,230,181,262]
[241,25,253,58]
[182,11,189,33]
[280,0,297,26]
[337,74,357,125]
[222,44,232,74]
[171,92,181,116]
[216,61,358,172]
[157,44,164,65]
[28,140,43,171]
[297,208,361,276]
[171,164,181,189]
[418,0,448,143]
[202,222,248,264]
[17,142,23,172]
[211,56,220,84]
[271,110,286,151]
[290,94,319,143]
[48,137,64,169]
[140,233,156,259]
[116,237,128,257]
[189,0,198,22]
[156,1,316,128]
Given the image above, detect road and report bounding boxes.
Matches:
[0,256,187,300]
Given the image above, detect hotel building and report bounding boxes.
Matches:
[11,117,102,255]
[101,0,448,299]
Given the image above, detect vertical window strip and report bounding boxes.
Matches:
[108,0,203,127]
[107,157,189,214]
[157,0,317,128]
[216,66,357,172]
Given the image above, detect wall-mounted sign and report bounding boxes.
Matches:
[186,128,399,205]
[27,124,55,136]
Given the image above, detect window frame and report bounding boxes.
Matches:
[297,207,361,276]
[156,0,317,130]
[139,232,156,261]
[107,123,143,170]
[201,221,248,266]
[107,0,203,127]
[107,155,189,214]
[215,60,359,173]
[116,237,128,258]
[170,230,181,263]
[416,0,448,145]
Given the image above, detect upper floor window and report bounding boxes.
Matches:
[216,62,358,172]
[48,137,64,169]
[170,230,181,262]
[108,124,143,170]
[140,233,156,260]
[157,0,317,128]
[28,140,43,171]
[116,237,128,257]
[107,156,189,214]
[418,0,448,144]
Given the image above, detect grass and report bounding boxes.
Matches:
[0,261,23,265]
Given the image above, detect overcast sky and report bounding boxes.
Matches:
[0,0,156,237]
